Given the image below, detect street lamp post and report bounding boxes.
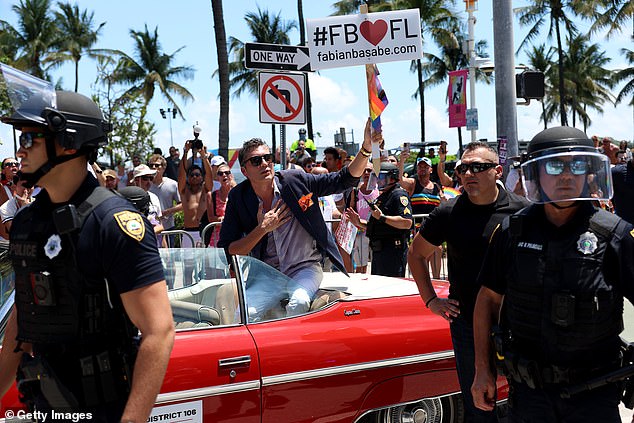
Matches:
[466,0,478,142]
[160,108,177,147]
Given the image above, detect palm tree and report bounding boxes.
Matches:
[523,44,555,129]
[52,2,105,92]
[592,0,634,38]
[226,8,296,98]
[515,1,599,127]
[211,0,230,160]
[225,8,296,148]
[100,25,195,116]
[561,35,614,132]
[0,0,59,79]
[614,39,634,108]
[331,0,383,15]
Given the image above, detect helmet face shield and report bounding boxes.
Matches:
[0,64,56,126]
[521,150,612,204]
[367,170,396,191]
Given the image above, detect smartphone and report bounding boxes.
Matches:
[403,142,410,154]
[439,141,447,154]
[364,197,378,211]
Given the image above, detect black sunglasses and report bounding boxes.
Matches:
[2,161,19,169]
[148,163,162,169]
[455,162,497,174]
[189,173,202,178]
[217,171,232,176]
[19,132,47,149]
[245,153,273,167]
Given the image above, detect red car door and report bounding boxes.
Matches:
[154,325,261,423]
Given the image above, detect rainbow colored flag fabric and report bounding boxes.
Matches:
[366,64,388,132]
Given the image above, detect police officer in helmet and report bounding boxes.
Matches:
[472,126,634,422]
[0,65,174,421]
[362,162,413,276]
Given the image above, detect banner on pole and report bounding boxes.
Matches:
[448,69,468,128]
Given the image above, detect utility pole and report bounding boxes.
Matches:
[467,0,478,142]
[492,0,518,160]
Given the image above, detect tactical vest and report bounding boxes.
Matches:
[10,187,137,348]
[504,206,625,366]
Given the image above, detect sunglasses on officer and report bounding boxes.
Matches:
[19,131,48,149]
[543,159,589,176]
[245,153,273,167]
[455,162,497,175]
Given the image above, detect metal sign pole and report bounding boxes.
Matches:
[280,124,287,169]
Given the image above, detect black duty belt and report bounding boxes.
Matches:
[369,238,406,251]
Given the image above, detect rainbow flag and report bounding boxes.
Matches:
[443,187,462,199]
[366,64,388,132]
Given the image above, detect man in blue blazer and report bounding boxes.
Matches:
[219,119,377,320]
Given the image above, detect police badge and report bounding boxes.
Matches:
[577,231,598,255]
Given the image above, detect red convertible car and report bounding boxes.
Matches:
[0,247,507,422]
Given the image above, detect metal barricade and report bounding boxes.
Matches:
[200,222,223,247]
[160,230,196,248]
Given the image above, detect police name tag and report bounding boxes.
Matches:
[114,211,145,241]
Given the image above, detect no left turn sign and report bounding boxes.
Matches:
[259,72,306,124]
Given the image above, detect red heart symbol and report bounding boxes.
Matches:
[360,19,388,46]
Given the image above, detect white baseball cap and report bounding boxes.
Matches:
[210,155,226,166]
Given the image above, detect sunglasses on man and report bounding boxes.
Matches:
[244,154,273,167]
[217,171,232,176]
[2,161,19,169]
[543,159,588,176]
[455,162,497,175]
[19,132,47,149]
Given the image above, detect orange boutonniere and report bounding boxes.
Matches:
[298,192,314,212]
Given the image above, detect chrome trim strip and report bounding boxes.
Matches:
[262,350,455,386]
[155,380,260,404]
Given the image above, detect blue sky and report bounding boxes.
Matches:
[0,0,632,161]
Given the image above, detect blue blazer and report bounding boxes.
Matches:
[218,167,360,274]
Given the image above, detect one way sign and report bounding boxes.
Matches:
[245,43,312,72]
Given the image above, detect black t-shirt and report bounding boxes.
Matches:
[419,189,529,322]
[13,175,165,294]
[479,203,634,300]
[611,161,634,225]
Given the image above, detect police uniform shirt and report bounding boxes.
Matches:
[611,161,634,224]
[11,174,165,295]
[367,185,413,240]
[419,189,529,323]
[478,203,634,366]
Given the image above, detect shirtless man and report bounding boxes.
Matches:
[178,140,213,247]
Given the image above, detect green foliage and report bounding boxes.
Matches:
[92,58,156,167]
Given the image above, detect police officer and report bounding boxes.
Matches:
[290,128,317,159]
[363,162,413,276]
[0,65,174,421]
[471,127,634,422]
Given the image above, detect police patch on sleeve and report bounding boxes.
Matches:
[114,211,146,241]
[400,196,409,206]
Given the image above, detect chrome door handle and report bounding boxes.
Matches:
[218,355,251,368]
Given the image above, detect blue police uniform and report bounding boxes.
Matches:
[10,174,164,419]
[366,184,413,277]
